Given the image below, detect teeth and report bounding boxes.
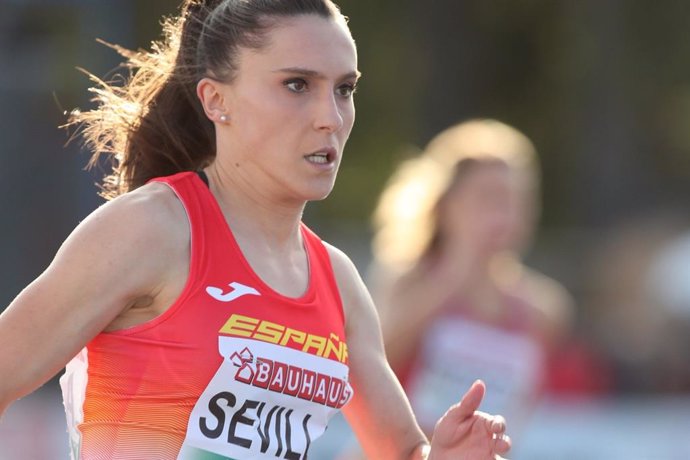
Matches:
[306,153,329,164]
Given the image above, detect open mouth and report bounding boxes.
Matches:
[305,148,336,165]
[305,153,330,164]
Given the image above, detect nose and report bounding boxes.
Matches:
[314,92,344,133]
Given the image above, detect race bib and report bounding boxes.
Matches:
[407,318,543,430]
[178,336,352,459]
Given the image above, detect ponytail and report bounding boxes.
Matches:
[66,1,218,198]
[68,0,345,199]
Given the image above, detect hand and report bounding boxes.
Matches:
[428,380,511,460]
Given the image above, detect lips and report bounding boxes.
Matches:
[304,147,337,165]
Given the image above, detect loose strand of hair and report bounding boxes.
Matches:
[65,11,210,199]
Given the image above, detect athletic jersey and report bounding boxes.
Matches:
[401,295,544,433]
[60,171,352,460]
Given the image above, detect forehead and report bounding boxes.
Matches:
[240,14,358,76]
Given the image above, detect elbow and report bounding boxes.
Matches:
[0,379,32,418]
[405,441,431,460]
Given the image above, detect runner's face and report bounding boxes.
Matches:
[442,164,519,255]
[219,15,358,204]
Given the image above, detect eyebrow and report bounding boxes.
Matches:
[274,67,362,81]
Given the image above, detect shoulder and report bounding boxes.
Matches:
[322,242,375,323]
[55,182,190,282]
[323,242,363,296]
[517,266,575,343]
[106,181,185,224]
[81,182,187,245]
[22,183,192,340]
[520,267,573,315]
[323,242,358,279]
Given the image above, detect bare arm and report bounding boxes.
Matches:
[327,245,429,459]
[327,245,511,460]
[0,184,187,415]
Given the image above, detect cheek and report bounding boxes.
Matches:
[345,101,356,124]
[338,106,356,144]
[465,200,512,241]
[441,200,475,237]
[239,86,298,123]
[340,97,355,119]
[502,202,535,246]
[237,102,301,147]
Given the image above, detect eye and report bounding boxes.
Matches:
[284,78,308,93]
[336,82,358,98]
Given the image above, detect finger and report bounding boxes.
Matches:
[492,434,512,454]
[448,379,486,421]
[487,414,506,434]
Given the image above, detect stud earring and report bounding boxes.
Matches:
[219,114,228,123]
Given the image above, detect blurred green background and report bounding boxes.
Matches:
[2,1,690,290]
[2,1,690,458]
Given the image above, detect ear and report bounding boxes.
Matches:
[196,77,228,123]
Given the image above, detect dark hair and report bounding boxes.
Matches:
[68,0,346,199]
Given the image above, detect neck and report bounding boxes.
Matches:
[435,238,492,284]
[204,162,305,248]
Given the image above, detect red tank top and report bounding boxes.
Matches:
[401,294,544,433]
[60,171,352,460]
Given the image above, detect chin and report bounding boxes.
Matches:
[307,190,334,202]
[303,181,336,202]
